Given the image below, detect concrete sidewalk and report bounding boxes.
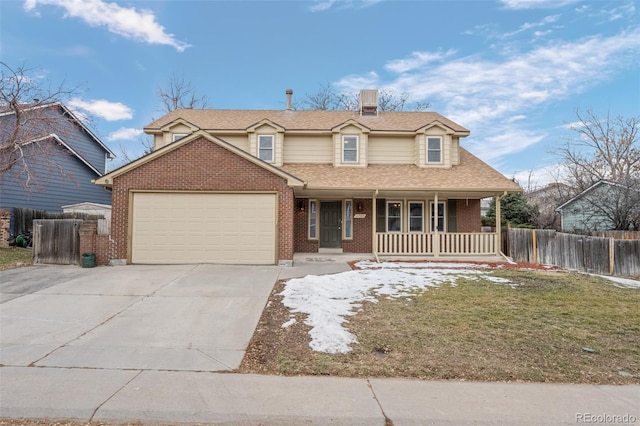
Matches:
[1,257,638,425]
[1,366,638,425]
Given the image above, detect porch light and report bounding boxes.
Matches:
[357,202,363,212]
[298,200,306,212]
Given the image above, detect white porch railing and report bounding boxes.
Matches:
[376,232,497,256]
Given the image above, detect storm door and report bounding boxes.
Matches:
[319,202,342,248]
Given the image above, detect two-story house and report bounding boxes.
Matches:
[94,90,520,265]
[1,102,115,213]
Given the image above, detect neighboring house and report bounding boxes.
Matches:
[0,102,115,214]
[526,182,571,230]
[94,90,521,265]
[62,202,112,223]
[556,180,640,232]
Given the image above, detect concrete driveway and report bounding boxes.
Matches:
[0,264,281,371]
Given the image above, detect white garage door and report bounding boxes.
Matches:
[131,192,276,264]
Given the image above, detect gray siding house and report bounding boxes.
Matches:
[0,102,115,213]
[556,180,639,232]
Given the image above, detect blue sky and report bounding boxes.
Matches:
[1,0,638,187]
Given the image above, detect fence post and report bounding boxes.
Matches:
[609,237,615,276]
[531,229,537,265]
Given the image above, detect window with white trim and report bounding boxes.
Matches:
[308,200,317,239]
[172,133,188,142]
[258,135,274,162]
[430,201,446,232]
[409,202,424,232]
[344,200,353,239]
[427,136,442,163]
[387,201,402,232]
[342,135,358,163]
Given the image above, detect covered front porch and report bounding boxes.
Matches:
[376,231,497,256]
[293,188,509,260]
[371,190,506,259]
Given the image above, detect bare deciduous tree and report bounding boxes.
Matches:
[156,72,209,113]
[553,108,640,230]
[557,108,639,191]
[0,61,82,189]
[298,83,429,112]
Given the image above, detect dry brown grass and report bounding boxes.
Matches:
[0,247,32,271]
[240,268,640,384]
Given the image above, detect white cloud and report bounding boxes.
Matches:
[335,29,640,166]
[511,164,567,189]
[501,14,560,38]
[465,129,546,163]
[603,2,636,22]
[23,0,190,52]
[500,0,579,10]
[309,0,383,12]
[409,31,636,125]
[385,50,457,73]
[334,71,380,92]
[68,98,133,121]
[106,127,143,141]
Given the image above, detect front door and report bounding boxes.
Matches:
[320,202,342,248]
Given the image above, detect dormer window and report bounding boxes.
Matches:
[172,133,188,142]
[342,135,358,163]
[258,135,274,162]
[427,136,442,163]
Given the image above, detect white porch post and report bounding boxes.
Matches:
[495,193,503,256]
[433,192,439,258]
[372,190,378,256]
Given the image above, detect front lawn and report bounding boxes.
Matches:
[240,264,640,384]
[0,247,33,271]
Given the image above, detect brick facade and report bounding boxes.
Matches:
[106,137,295,264]
[343,198,373,253]
[0,209,10,248]
[293,199,319,253]
[293,198,481,253]
[456,199,482,232]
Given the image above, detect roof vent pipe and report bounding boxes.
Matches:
[286,89,293,110]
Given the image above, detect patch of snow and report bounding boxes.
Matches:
[281,318,297,328]
[356,260,490,269]
[279,266,512,354]
[595,275,640,289]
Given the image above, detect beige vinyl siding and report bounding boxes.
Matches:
[283,135,333,163]
[451,137,460,165]
[215,135,250,152]
[369,136,414,164]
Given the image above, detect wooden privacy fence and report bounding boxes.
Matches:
[509,228,640,278]
[33,219,83,265]
[12,207,105,234]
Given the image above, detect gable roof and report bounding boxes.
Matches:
[555,180,632,212]
[94,130,305,187]
[0,102,116,158]
[35,133,103,175]
[144,109,470,135]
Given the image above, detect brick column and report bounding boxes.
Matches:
[79,221,97,260]
[0,210,11,248]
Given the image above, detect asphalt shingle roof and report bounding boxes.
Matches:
[145,109,470,134]
[281,149,521,192]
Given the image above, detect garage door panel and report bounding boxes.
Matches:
[132,193,276,264]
